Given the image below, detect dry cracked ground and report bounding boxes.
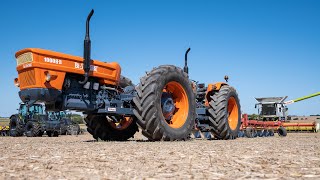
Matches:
[0,132,319,180]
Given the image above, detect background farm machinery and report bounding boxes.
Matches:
[10,103,49,137]
[239,92,320,138]
[9,103,80,137]
[47,111,81,136]
[283,92,320,133]
[282,121,319,132]
[0,125,9,136]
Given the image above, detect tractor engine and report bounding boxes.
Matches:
[58,75,135,112]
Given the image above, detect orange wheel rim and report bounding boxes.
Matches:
[109,116,133,130]
[161,81,189,128]
[228,97,239,130]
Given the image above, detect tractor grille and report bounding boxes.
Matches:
[16,52,33,66]
[19,70,36,87]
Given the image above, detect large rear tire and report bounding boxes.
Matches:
[119,75,134,87]
[85,114,138,141]
[208,85,241,140]
[133,65,196,141]
[9,116,24,137]
[25,121,43,137]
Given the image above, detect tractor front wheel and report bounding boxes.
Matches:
[85,114,138,141]
[25,121,43,137]
[9,116,24,137]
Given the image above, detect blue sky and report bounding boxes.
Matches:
[1,0,319,117]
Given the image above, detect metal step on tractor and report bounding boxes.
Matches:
[13,9,241,141]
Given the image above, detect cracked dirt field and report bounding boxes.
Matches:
[0,132,319,180]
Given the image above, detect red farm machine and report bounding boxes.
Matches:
[239,92,320,138]
[13,10,241,141]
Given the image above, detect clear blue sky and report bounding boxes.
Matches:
[1,0,319,117]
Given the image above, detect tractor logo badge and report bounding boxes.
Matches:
[74,62,98,72]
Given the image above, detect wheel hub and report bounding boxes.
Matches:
[161,92,176,121]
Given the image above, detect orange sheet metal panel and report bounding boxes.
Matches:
[15,48,121,90]
[204,82,227,106]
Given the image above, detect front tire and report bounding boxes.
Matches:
[25,121,42,137]
[47,131,53,137]
[133,65,196,141]
[208,85,241,140]
[85,114,138,141]
[9,116,24,137]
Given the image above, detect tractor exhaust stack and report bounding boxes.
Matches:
[80,9,94,84]
[184,47,190,74]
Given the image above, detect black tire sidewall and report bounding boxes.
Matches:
[25,121,34,137]
[9,116,18,136]
[47,131,52,137]
[86,114,138,141]
[224,89,241,138]
[155,70,195,138]
[278,127,287,136]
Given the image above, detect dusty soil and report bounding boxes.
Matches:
[0,132,319,180]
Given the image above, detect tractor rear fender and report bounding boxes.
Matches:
[205,82,228,106]
[10,114,20,121]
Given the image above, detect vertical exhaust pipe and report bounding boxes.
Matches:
[79,9,94,84]
[184,47,191,74]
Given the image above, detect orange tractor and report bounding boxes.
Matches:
[13,10,241,141]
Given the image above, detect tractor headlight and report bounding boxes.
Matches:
[14,78,20,87]
[16,52,33,66]
[44,71,51,82]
